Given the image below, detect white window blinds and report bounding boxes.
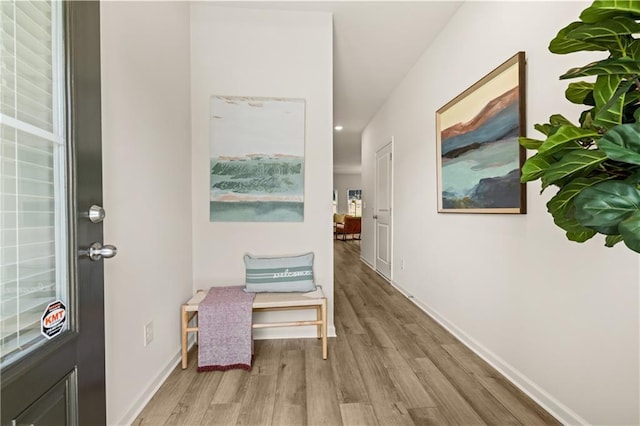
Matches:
[0,0,67,366]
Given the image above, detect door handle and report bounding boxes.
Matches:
[80,242,118,262]
[373,215,378,219]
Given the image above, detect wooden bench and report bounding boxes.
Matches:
[181,287,327,369]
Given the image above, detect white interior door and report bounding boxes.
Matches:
[375,142,392,280]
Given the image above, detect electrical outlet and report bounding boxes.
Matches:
[144,321,154,346]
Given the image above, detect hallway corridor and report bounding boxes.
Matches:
[134,240,558,425]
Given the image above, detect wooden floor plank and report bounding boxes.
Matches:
[411,357,486,425]
[407,406,454,426]
[443,343,561,425]
[252,339,283,376]
[329,331,370,404]
[199,403,241,426]
[405,323,521,425]
[386,366,437,409]
[271,349,307,426]
[134,240,559,426]
[348,334,402,403]
[340,403,379,426]
[334,287,366,335]
[305,339,342,426]
[235,375,278,426]
[135,363,197,425]
[164,369,222,425]
[211,369,251,404]
[370,401,415,426]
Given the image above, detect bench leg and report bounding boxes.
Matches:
[316,305,322,339]
[321,298,328,360]
[181,306,188,369]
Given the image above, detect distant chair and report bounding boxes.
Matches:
[333,213,346,236]
[335,216,361,241]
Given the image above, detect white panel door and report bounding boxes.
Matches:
[375,142,392,280]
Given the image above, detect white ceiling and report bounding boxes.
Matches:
[213,1,464,173]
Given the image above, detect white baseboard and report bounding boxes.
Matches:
[389,279,586,425]
[115,341,193,426]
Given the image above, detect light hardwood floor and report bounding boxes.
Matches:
[134,240,560,425]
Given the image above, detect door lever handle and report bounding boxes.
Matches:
[80,242,118,262]
[373,215,378,219]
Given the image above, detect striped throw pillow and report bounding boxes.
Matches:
[244,252,316,293]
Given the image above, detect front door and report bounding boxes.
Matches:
[1,2,109,424]
[375,142,392,280]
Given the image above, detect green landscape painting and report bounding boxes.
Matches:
[210,96,305,222]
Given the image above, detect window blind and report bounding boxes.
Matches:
[0,0,66,366]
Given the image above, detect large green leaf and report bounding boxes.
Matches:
[605,234,624,247]
[537,126,599,155]
[592,224,622,235]
[568,15,640,39]
[519,137,543,150]
[594,75,623,109]
[521,154,552,183]
[593,74,626,127]
[619,210,640,252]
[580,0,640,24]
[541,150,608,187]
[595,79,636,129]
[629,40,640,60]
[579,109,596,129]
[566,81,595,105]
[574,180,640,227]
[549,114,576,127]
[624,169,640,184]
[560,57,640,80]
[534,123,553,136]
[624,89,640,105]
[547,176,612,218]
[547,177,609,242]
[554,214,598,242]
[566,228,598,242]
[598,123,640,165]
[565,16,639,56]
[549,22,613,54]
[593,95,624,129]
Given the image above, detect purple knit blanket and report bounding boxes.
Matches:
[197,286,255,372]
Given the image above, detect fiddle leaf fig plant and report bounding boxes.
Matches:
[520,0,640,253]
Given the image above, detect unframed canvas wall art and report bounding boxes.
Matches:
[436,52,526,213]
[210,96,305,222]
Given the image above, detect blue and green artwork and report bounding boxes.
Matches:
[210,96,305,222]
[436,53,525,213]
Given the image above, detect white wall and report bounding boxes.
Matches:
[190,6,334,338]
[362,1,639,424]
[101,2,192,424]
[333,172,361,215]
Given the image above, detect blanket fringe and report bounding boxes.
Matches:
[197,363,251,372]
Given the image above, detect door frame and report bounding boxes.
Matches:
[374,139,393,281]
